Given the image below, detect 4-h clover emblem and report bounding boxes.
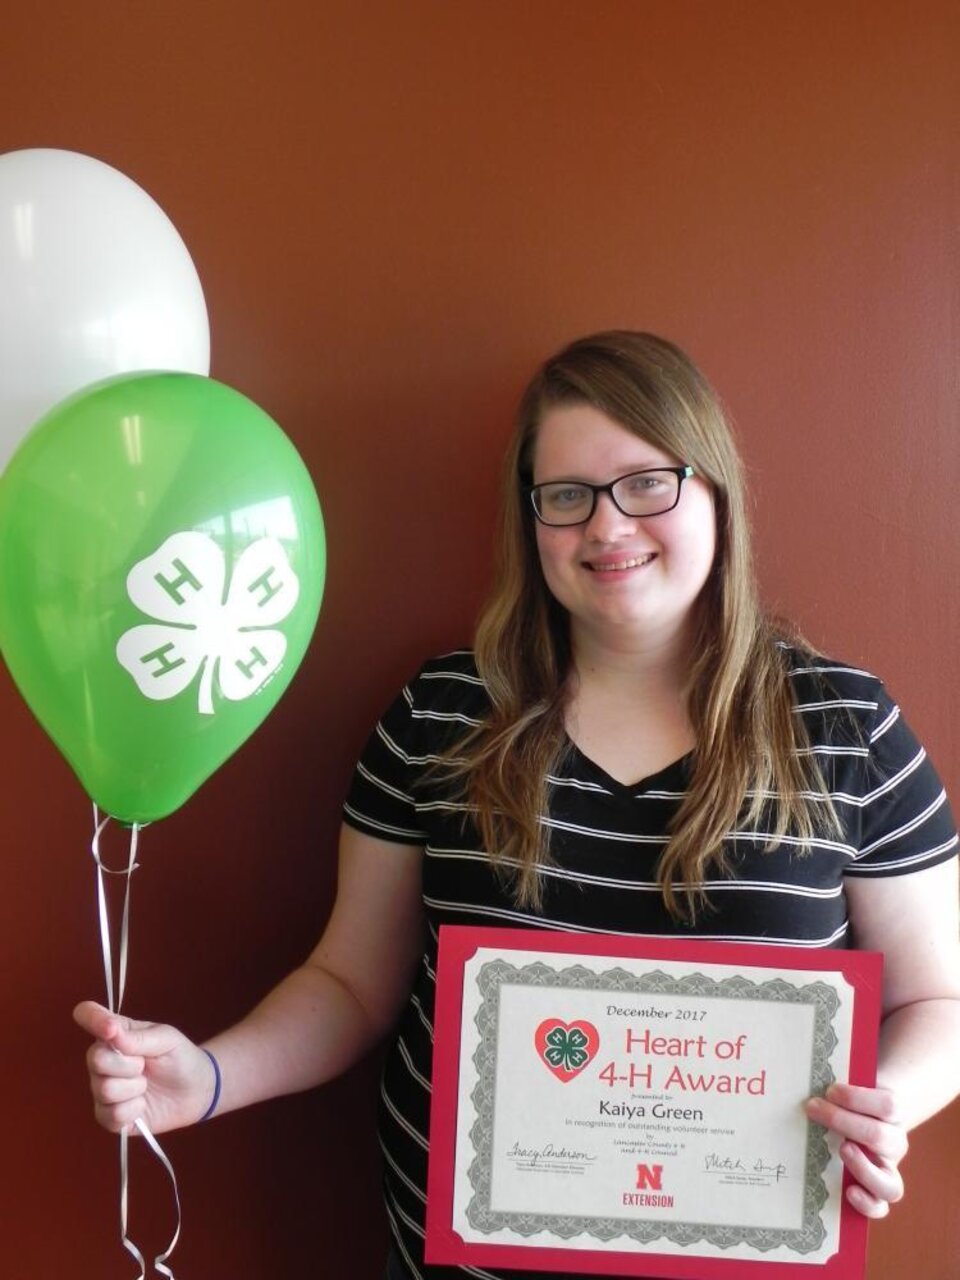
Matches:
[116,531,300,715]
[534,1018,600,1083]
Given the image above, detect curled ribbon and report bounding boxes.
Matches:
[91,807,182,1277]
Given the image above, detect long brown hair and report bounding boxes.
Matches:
[455,331,838,920]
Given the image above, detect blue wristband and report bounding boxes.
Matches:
[199,1049,222,1121]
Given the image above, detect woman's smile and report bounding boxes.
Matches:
[583,551,657,574]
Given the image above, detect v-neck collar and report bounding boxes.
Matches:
[563,736,692,800]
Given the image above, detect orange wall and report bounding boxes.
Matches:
[2,3,957,1277]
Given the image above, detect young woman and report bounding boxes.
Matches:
[76,332,960,1280]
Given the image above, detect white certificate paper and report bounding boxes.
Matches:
[426,928,882,1279]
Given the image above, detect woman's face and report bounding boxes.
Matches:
[531,403,717,652]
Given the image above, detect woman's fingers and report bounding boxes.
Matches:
[805,1088,909,1164]
[845,1181,892,1219]
[73,1000,118,1040]
[841,1140,905,1219]
[91,1072,148,1106]
[94,1094,147,1134]
[74,1001,182,1061]
[823,1082,899,1122]
[839,1140,905,1210]
[805,1083,909,1218]
[87,1040,145,1077]
[109,1019,179,1059]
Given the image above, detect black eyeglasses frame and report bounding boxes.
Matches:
[526,465,695,527]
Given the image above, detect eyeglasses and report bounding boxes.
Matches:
[527,465,695,526]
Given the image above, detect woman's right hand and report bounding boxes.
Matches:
[73,1000,218,1135]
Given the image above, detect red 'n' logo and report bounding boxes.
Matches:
[636,1163,663,1190]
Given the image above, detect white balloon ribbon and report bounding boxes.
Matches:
[91,807,182,1277]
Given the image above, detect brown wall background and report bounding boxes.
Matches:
[1,2,957,1277]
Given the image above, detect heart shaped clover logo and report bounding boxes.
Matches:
[534,1019,599,1083]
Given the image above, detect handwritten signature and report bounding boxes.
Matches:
[507,1141,596,1165]
[704,1152,787,1182]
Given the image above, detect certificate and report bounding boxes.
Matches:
[425,927,882,1278]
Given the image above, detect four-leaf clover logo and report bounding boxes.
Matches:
[116,531,300,715]
[543,1025,591,1070]
[534,1018,599,1083]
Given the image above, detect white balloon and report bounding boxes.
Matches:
[0,148,210,471]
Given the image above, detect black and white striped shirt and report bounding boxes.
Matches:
[343,648,957,1280]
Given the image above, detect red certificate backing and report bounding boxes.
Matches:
[425,927,883,1279]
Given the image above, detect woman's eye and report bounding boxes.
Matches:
[625,473,668,494]
[548,486,589,508]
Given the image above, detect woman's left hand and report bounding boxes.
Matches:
[805,1082,908,1218]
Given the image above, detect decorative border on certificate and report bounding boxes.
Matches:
[468,959,838,1251]
[425,928,882,1280]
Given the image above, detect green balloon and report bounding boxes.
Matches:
[0,372,325,823]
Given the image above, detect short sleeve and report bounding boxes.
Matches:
[845,685,958,877]
[342,676,430,846]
